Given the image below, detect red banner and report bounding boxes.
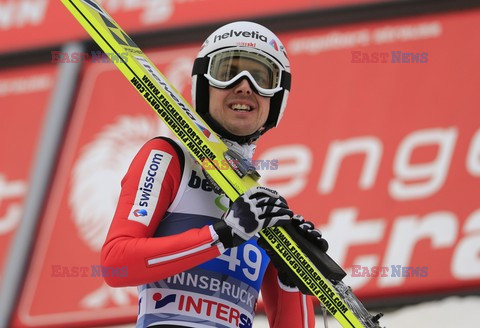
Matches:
[256,8,480,300]
[0,64,57,282]
[0,0,384,54]
[12,8,480,327]
[13,46,194,327]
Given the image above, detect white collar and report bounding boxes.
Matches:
[221,137,256,162]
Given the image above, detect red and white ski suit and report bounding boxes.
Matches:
[101,137,315,327]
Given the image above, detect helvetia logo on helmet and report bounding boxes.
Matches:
[214,30,268,44]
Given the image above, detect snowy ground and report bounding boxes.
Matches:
[110,295,480,327]
[254,295,480,327]
[367,295,480,328]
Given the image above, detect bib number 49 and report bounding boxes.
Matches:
[218,244,263,282]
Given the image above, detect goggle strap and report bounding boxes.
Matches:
[281,71,291,91]
[192,57,209,76]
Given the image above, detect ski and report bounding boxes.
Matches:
[61,1,383,327]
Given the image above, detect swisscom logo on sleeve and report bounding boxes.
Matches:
[128,150,172,226]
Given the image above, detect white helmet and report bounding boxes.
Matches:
[192,21,291,143]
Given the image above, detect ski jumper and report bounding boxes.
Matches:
[101,137,315,328]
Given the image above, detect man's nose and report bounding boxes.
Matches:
[233,78,253,95]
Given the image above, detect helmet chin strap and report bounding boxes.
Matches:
[203,112,262,145]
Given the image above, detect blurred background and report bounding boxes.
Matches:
[1,0,479,327]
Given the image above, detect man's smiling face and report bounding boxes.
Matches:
[208,75,270,137]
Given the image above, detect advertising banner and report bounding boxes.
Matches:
[14,46,193,327]
[13,8,480,327]
[0,64,56,284]
[0,0,385,54]
[257,8,480,300]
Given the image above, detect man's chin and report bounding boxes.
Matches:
[225,128,256,137]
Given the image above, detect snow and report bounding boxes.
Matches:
[108,295,480,327]
[254,295,480,327]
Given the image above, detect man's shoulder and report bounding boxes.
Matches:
[143,136,186,157]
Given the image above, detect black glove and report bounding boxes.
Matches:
[213,186,293,248]
[291,215,329,252]
[258,215,329,295]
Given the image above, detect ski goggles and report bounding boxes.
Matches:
[194,49,291,97]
